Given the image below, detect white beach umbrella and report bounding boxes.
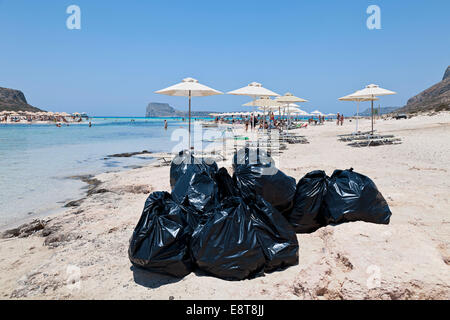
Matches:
[310,110,324,116]
[275,92,308,104]
[244,96,280,132]
[229,82,279,130]
[228,82,279,97]
[243,98,280,108]
[339,92,379,132]
[275,93,308,125]
[280,104,304,121]
[346,84,396,134]
[286,107,305,119]
[279,102,300,113]
[156,77,223,150]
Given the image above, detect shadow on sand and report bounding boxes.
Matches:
[130,266,184,289]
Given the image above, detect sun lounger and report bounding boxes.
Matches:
[153,157,171,167]
[339,133,392,142]
[348,137,402,147]
[338,130,375,138]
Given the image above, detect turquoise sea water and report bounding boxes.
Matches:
[0,117,208,228]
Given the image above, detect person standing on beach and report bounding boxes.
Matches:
[340,114,344,126]
[336,113,340,125]
[164,119,168,130]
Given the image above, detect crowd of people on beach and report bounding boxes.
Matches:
[0,111,86,125]
[212,112,341,132]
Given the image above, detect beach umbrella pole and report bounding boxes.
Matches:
[356,101,359,133]
[189,90,192,150]
[371,98,374,135]
[252,97,256,131]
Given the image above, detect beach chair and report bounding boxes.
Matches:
[338,130,375,140]
[341,134,394,142]
[156,157,171,166]
[339,132,384,142]
[348,137,402,147]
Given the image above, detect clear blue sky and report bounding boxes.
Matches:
[0,0,449,116]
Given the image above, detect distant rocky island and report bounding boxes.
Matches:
[397,66,450,113]
[0,87,44,112]
[145,102,213,117]
[356,106,400,117]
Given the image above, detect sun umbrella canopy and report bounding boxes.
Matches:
[266,104,287,111]
[348,84,396,98]
[155,77,223,97]
[275,92,308,103]
[228,82,279,97]
[282,106,301,112]
[279,103,300,110]
[243,96,280,107]
[339,91,379,102]
[310,110,324,115]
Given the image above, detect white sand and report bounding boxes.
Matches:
[1,113,449,300]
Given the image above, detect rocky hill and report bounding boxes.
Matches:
[0,87,43,112]
[397,66,450,113]
[146,102,213,117]
[146,103,184,117]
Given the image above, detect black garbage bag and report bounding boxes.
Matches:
[170,150,218,189]
[232,148,296,214]
[214,167,238,200]
[171,169,219,213]
[322,168,392,225]
[250,197,299,272]
[128,191,192,278]
[190,196,298,281]
[285,170,329,233]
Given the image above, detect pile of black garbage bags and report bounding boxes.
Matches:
[129,148,391,281]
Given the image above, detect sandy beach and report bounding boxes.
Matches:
[1,113,449,300]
